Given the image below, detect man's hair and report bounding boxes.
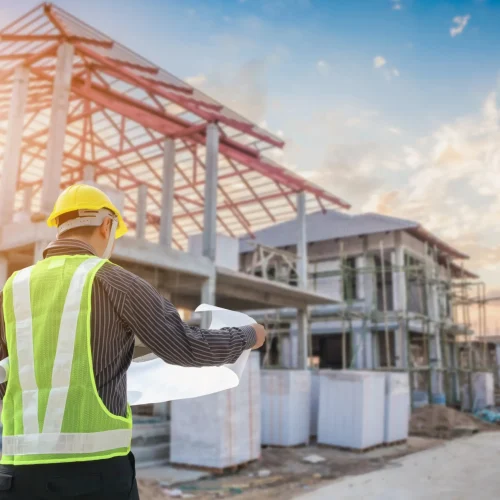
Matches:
[57,211,98,239]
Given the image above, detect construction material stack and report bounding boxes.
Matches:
[461,372,495,412]
[170,353,261,470]
[261,369,311,446]
[384,372,410,444]
[317,370,385,450]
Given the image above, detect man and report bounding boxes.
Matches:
[0,184,266,499]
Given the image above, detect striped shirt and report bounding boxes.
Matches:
[0,239,256,416]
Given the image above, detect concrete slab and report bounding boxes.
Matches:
[296,432,500,499]
[137,465,211,487]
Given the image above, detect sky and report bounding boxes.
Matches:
[2,0,500,329]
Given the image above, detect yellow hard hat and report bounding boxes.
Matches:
[47,184,128,239]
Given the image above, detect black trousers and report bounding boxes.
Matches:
[0,453,140,499]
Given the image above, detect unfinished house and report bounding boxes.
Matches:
[240,210,485,408]
[0,4,350,465]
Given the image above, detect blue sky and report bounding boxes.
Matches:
[3,0,500,310]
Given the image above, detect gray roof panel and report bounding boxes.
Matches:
[239,210,419,252]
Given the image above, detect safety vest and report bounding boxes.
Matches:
[1,255,133,465]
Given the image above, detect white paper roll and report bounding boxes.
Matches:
[126,304,255,405]
[0,357,9,384]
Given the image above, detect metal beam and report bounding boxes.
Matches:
[159,138,175,247]
[40,42,74,214]
[0,66,29,225]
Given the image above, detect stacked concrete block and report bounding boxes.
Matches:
[384,372,410,444]
[261,369,311,446]
[461,372,494,412]
[170,353,261,469]
[318,370,385,450]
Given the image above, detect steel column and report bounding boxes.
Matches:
[159,138,175,248]
[40,42,74,214]
[0,66,29,225]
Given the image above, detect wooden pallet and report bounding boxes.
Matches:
[169,459,258,476]
[383,439,408,447]
[261,442,308,449]
[317,442,386,454]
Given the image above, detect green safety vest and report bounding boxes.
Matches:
[1,255,132,465]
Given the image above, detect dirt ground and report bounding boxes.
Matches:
[139,436,442,499]
[409,404,497,438]
[138,406,500,499]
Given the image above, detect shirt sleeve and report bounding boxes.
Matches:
[122,275,257,367]
[0,291,6,399]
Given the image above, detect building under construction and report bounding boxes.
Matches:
[0,2,350,358]
[1,2,498,474]
[240,210,494,408]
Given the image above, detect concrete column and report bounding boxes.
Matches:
[391,241,408,369]
[22,186,33,216]
[34,240,50,264]
[0,66,29,226]
[136,184,147,240]
[356,253,375,369]
[159,138,175,248]
[83,165,96,183]
[40,43,74,214]
[296,191,308,289]
[202,123,219,262]
[200,272,216,329]
[297,310,309,369]
[199,124,219,327]
[296,191,309,369]
[372,332,381,368]
[427,249,444,403]
[0,256,8,290]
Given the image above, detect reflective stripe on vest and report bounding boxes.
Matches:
[3,257,132,457]
[3,429,132,456]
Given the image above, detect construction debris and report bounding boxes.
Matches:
[303,454,326,464]
[409,405,496,439]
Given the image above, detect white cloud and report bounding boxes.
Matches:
[392,0,402,10]
[450,14,471,37]
[393,68,400,77]
[316,60,330,75]
[185,74,207,87]
[388,127,401,135]
[223,15,232,22]
[374,56,387,69]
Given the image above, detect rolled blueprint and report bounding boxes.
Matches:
[0,357,8,384]
[126,304,255,406]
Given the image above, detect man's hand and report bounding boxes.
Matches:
[251,324,267,350]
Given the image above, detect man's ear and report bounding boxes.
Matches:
[99,217,111,238]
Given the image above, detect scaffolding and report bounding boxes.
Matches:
[305,239,494,410]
